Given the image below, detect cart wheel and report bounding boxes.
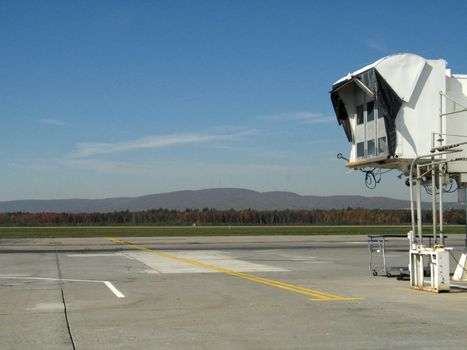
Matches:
[372,270,378,276]
[386,272,392,278]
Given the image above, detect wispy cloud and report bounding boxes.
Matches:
[260,112,334,124]
[61,158,301,176]
[71,130,256,158]
[366,39,391,55]
[62,158,153,175]
[40,118,66,126]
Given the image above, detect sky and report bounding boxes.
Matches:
[1,0,467,201]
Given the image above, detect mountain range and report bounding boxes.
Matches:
[0,188,461,213]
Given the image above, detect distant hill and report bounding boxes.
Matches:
[0,188,461,213]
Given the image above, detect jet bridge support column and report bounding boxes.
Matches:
[409,154,452,292]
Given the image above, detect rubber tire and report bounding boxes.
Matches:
[372,270,378,276]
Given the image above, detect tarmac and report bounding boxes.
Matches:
[1,234,466,349]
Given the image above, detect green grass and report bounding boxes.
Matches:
[0,225,465,239]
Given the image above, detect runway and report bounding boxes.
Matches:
[1,235,466,349]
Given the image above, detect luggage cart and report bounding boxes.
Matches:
[368,234,446,278]
[368,234,408,278]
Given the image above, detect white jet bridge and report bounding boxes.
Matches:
[331,53,467,292]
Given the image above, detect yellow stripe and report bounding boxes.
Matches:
[108,237,362,301]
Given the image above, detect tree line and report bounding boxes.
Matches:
[0,208,465,226]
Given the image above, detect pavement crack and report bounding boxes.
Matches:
[55,247,77,350]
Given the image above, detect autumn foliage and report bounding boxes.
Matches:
[0,208,464,226]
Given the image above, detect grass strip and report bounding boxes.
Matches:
[0,225,465,239]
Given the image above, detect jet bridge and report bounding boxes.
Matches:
[331,53,467,292]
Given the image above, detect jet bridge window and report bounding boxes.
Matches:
[357,142,365,158]
[367,101,374,122]
[378,136,387,154]
[357,105,364,125]
[354,90,387,159]
[368,139,376,156]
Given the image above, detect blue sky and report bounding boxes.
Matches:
[1,0,467,200]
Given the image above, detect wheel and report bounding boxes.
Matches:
[386,272,392,278]
[372,270,378,276]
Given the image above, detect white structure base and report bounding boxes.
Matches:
[410,247,450,292]
[452,253,467,281]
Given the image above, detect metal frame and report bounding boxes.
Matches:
[407,92,467,291]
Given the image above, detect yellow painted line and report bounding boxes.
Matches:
[108,237,362,301]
